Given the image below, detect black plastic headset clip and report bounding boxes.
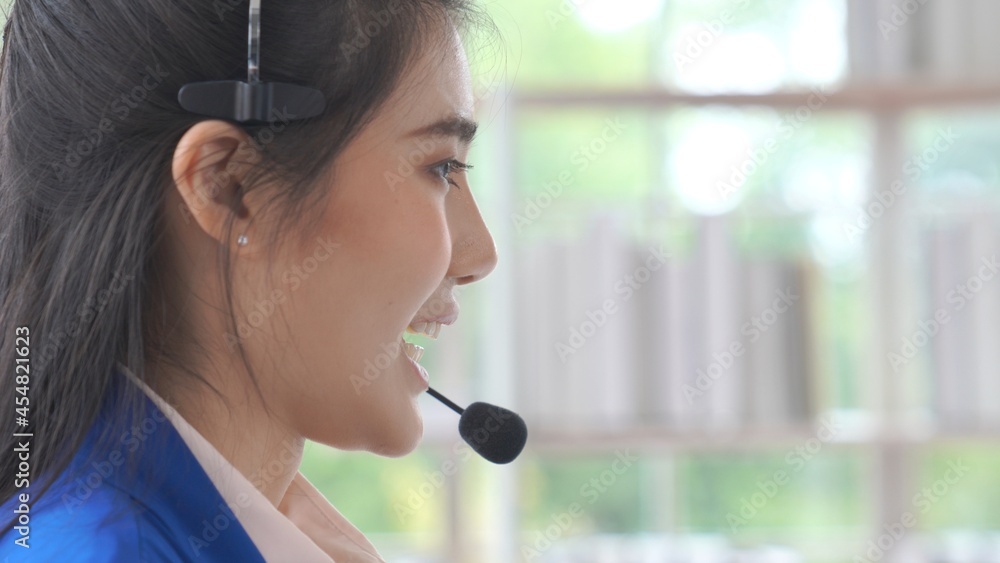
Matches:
[177,0,326,124]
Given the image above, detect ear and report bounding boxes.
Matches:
[171,120,268,258]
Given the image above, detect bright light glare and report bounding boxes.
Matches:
[576,0,665,33]
[669,0,848,92]
[781,152,868,212]
[673,31,786,94]
[670,118,756,215]
[809,214,864,270]
[788,0,847,85]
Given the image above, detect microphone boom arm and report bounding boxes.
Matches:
[427,387,463,415]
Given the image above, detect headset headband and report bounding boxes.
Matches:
[177,0,326,124]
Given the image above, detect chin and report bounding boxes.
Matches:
[367,409,424,458]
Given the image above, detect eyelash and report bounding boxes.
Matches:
[430,159,473,190]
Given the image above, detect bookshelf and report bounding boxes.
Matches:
[438,83,1000,563]
[405,1,1000,561]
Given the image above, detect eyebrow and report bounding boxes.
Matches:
[405,115,479,145]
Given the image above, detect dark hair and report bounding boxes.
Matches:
[0,0,495,536]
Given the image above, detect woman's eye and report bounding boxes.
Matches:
[430,159,472,190]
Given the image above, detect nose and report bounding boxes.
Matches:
[446,185,498,285]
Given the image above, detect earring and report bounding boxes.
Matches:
[237,234,249,247]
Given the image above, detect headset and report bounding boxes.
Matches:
[177,0,527,464]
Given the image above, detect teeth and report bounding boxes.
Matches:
[406,321,442,340]
[403,341,424,363]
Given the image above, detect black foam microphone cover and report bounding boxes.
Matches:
[457,401,528,464]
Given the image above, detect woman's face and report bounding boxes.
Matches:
[244,22,497,456]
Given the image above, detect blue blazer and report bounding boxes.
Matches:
[0,372,267,562]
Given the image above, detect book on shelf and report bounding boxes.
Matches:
[700,215,745,430]
[848,0,1000,85]
[969,209,1000,428]
[744,257,791,429]
[922,0,969,82]
[666,228,710,431]
[787,260,815,424]
[562,231,593,430]
[925,217,977,431]
[516,214,820,435]
[970,0,1000,81]
[588,213,640,429]
[632,235,668,426]
[514,238,561,429]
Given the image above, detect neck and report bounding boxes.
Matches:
[143,361,304,506]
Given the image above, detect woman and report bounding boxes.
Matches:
[0,0,498,560]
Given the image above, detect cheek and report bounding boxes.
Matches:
[293,178,451,333]
[380,178,452,285]
[280,168,452,347]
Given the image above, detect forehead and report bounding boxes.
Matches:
[379,22,474,133]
